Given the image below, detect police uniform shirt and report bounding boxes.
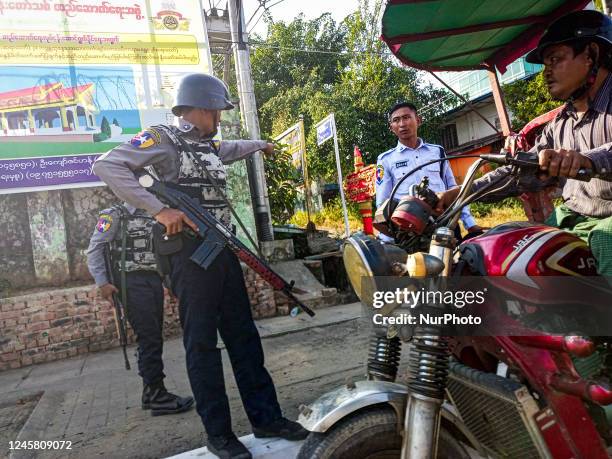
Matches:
[86,204,156,286]
[92,121,269,218]
[375,139,477,229]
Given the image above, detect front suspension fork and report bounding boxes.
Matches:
[401,227,454,459]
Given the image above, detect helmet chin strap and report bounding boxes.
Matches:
[567,45,600,105]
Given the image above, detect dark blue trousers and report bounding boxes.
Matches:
[123,270,165,386]
[170,240,282,436]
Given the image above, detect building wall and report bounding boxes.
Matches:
[0,193,36,292]
[440,58,542,101]
[0,187,117,294]
[0,265,278,371]
[453,102,501,146]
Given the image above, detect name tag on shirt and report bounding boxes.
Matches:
[395,160,408,168]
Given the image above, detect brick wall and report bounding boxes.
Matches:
[0,264,282,371]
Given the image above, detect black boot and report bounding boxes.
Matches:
[141,381,194,416]
[207,433,252,459]
[252,417,309,441]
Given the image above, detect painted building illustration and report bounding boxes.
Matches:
[0,82,99,142]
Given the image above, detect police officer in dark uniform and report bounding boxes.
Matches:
[86,204,194,416]
[93,74,307,459]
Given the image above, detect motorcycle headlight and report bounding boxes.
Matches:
[342,233,407,307]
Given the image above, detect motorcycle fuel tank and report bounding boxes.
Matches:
[459,222,605,306]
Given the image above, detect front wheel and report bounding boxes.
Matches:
[297,405,470,459]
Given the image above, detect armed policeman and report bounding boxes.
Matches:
[93,74,307,459]
[86,204,194,416]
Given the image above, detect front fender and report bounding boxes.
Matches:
[298,380,486,456]
[298,380,408,433]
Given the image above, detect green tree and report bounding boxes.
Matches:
[265,144,302,222]
[251,13,348,136]
[255,1,452,180]
[503,72,561,130]
[252,1,455,220]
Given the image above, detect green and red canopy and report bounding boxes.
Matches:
[381,0,591,73]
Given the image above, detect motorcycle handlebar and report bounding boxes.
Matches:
[479,152,597,182]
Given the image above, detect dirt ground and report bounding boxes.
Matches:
[3,308,399,459]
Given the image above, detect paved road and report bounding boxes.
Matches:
[0,303,394,459]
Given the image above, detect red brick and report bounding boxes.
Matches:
[2,318,17,327]
[73,313,95,323]
[17,317,29,325]
[13,342,25,352]
[30,312,47,322]
[0,362,10,371]
[27,321,50,332]
[32,354,48,364]
[37,337,49,346]
[0,310,20,320]
[50,318,72,327]
[77,346,89,354]
[20,356,33,366]
[0,352,19,362]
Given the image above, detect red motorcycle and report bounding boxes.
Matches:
[297,153,612,459]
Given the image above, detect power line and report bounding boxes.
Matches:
[208,37,396,57]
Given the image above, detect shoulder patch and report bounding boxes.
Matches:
[130,129,161,149]
[376,164,385,185]
[96,213,113,233]
[176,121,195,133]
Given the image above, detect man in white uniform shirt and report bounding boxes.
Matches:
[375,101,481,240]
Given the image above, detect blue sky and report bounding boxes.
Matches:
[243,0,357,36]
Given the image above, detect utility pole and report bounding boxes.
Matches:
[228,0,274,241]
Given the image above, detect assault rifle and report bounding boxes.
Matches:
[103,244,131,369]
[138,174,315,317]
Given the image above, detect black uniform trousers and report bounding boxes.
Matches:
[122,271,165,386]
[169,237,282,436]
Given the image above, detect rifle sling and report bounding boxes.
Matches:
[120,209,128,317]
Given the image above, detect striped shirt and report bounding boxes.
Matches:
[474,72,612,218]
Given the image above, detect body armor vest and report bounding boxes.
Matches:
[155,125,232,228]
[110,206,158,273]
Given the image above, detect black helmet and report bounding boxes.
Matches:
[526,10,612,64]
[172,73,234,116]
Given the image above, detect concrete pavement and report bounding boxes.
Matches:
[0,303,366,459]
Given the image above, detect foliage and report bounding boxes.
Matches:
[252,1,456,221]
[264,143,302,223]
[112,117,119,126]
[289,197,363,234]
[503,72,561,130]
[470,197,523,218]
[594,0,604,12]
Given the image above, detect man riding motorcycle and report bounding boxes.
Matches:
[437,10,612,276]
